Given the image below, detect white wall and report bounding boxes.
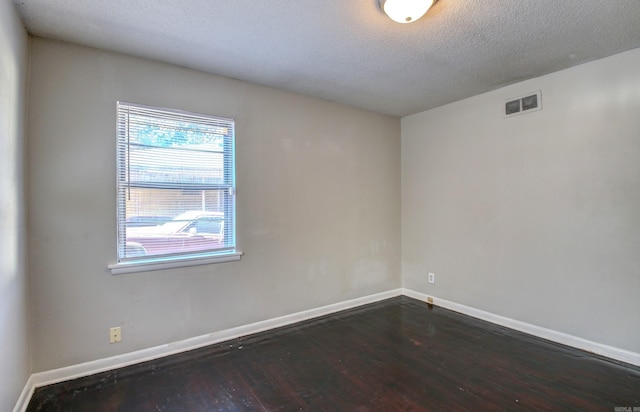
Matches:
[27,38,401,371]
[0,1,30,410]
[403,48,640,353]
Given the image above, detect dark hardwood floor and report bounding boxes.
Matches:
[28,296,639,411]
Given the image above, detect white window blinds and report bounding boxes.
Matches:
[116,102,236,264]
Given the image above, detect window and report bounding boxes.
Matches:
[109,102,241,274]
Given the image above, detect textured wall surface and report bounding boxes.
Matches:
[0,2,30,410]
[27,38,401,371]
[403,48,640,353]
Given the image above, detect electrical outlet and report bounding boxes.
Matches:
[428,272,435,284]
[109,327,122,343]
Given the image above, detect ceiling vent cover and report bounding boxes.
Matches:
[504,91,542,118]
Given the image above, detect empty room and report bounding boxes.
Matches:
[2,0,639,410]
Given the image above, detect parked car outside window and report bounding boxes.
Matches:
[125,211,224,257]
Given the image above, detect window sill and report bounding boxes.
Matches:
[108,251,243,275]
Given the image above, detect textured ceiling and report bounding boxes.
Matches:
[12,0,640,116]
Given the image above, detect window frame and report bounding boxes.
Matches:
[108,102,242,275]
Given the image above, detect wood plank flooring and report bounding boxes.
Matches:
[28,296,640,411]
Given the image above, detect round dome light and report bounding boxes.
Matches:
[380,0,434,23]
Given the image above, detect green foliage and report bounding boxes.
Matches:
[132,115,226,149]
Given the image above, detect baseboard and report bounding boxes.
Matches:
[402,288,640,367]
[14,288,403,412]
[14,286,640,411]
[12,375,35,412]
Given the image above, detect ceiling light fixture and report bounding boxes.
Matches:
[379,0,434,24]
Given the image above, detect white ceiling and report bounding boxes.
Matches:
[12,0,640,117]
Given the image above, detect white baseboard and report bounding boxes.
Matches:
[12,375,35,412]
[402,288,640,367]
[14,288,403,412]
[14,287,640,411]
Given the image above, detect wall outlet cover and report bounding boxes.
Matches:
[110,327,122,343]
